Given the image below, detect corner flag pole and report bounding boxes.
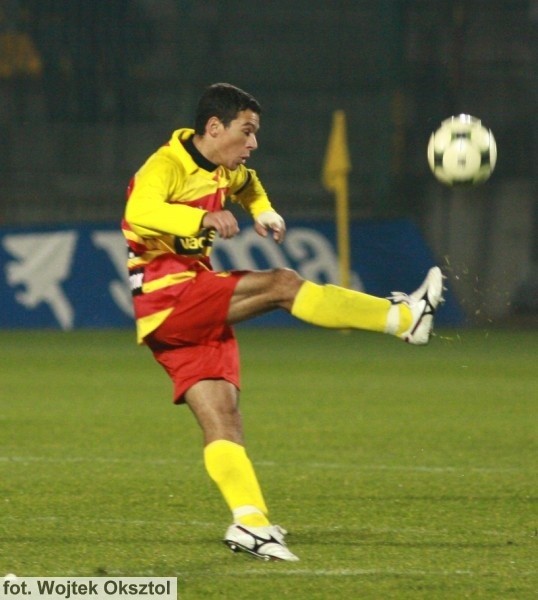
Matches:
[322,110,352,288]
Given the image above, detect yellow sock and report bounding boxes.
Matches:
[291,281,412,335]
[204,440,270,527]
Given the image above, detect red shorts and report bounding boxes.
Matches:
[145,269,247,404]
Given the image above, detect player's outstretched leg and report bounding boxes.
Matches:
[290,266,444,345]
[387,266,444,345]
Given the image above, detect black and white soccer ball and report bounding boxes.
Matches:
[427,114,497,186]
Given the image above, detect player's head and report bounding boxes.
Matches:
[194,83,261,135]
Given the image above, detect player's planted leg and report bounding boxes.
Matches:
[186,379,300,561]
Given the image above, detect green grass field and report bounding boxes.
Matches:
[1,327,536,599]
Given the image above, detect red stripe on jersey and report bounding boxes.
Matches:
[167,189,229,212]
[121,218,147,255]
[143,254,205,281]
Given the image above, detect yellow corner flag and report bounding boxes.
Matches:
[322,110,351,191]
[322,110,352,288]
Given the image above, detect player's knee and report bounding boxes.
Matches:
[271,268,304,303]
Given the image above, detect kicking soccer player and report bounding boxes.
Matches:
[122,82,444,562]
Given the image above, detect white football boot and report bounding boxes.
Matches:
[388,266,445,345]
[223,524,299,562]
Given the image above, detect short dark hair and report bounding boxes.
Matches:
[194,83,261,135]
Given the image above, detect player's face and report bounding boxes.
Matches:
[214,109,259,170]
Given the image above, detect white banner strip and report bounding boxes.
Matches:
[1,577,177,600]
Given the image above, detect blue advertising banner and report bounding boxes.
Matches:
[0,219,464,330]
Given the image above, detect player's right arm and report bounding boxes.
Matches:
[201,211,240,239]
[125,156,207,238]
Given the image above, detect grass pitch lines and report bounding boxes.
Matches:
[227,567,538,578]
[1,456,532,474]
[0,456,179,465]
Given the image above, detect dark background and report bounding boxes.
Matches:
[1,0,537,320]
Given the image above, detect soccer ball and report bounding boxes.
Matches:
[427,114,497,186]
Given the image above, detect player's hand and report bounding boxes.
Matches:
[202,211,240,239]
[254,211,286,244]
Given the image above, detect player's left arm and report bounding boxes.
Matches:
[229,168,286,243]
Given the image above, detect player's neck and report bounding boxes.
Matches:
[189,135,219,171]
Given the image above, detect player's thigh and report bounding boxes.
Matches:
[230,268,303,312]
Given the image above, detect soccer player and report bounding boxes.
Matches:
[122,82,443,562]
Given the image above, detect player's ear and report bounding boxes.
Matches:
[206,116,222,138]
